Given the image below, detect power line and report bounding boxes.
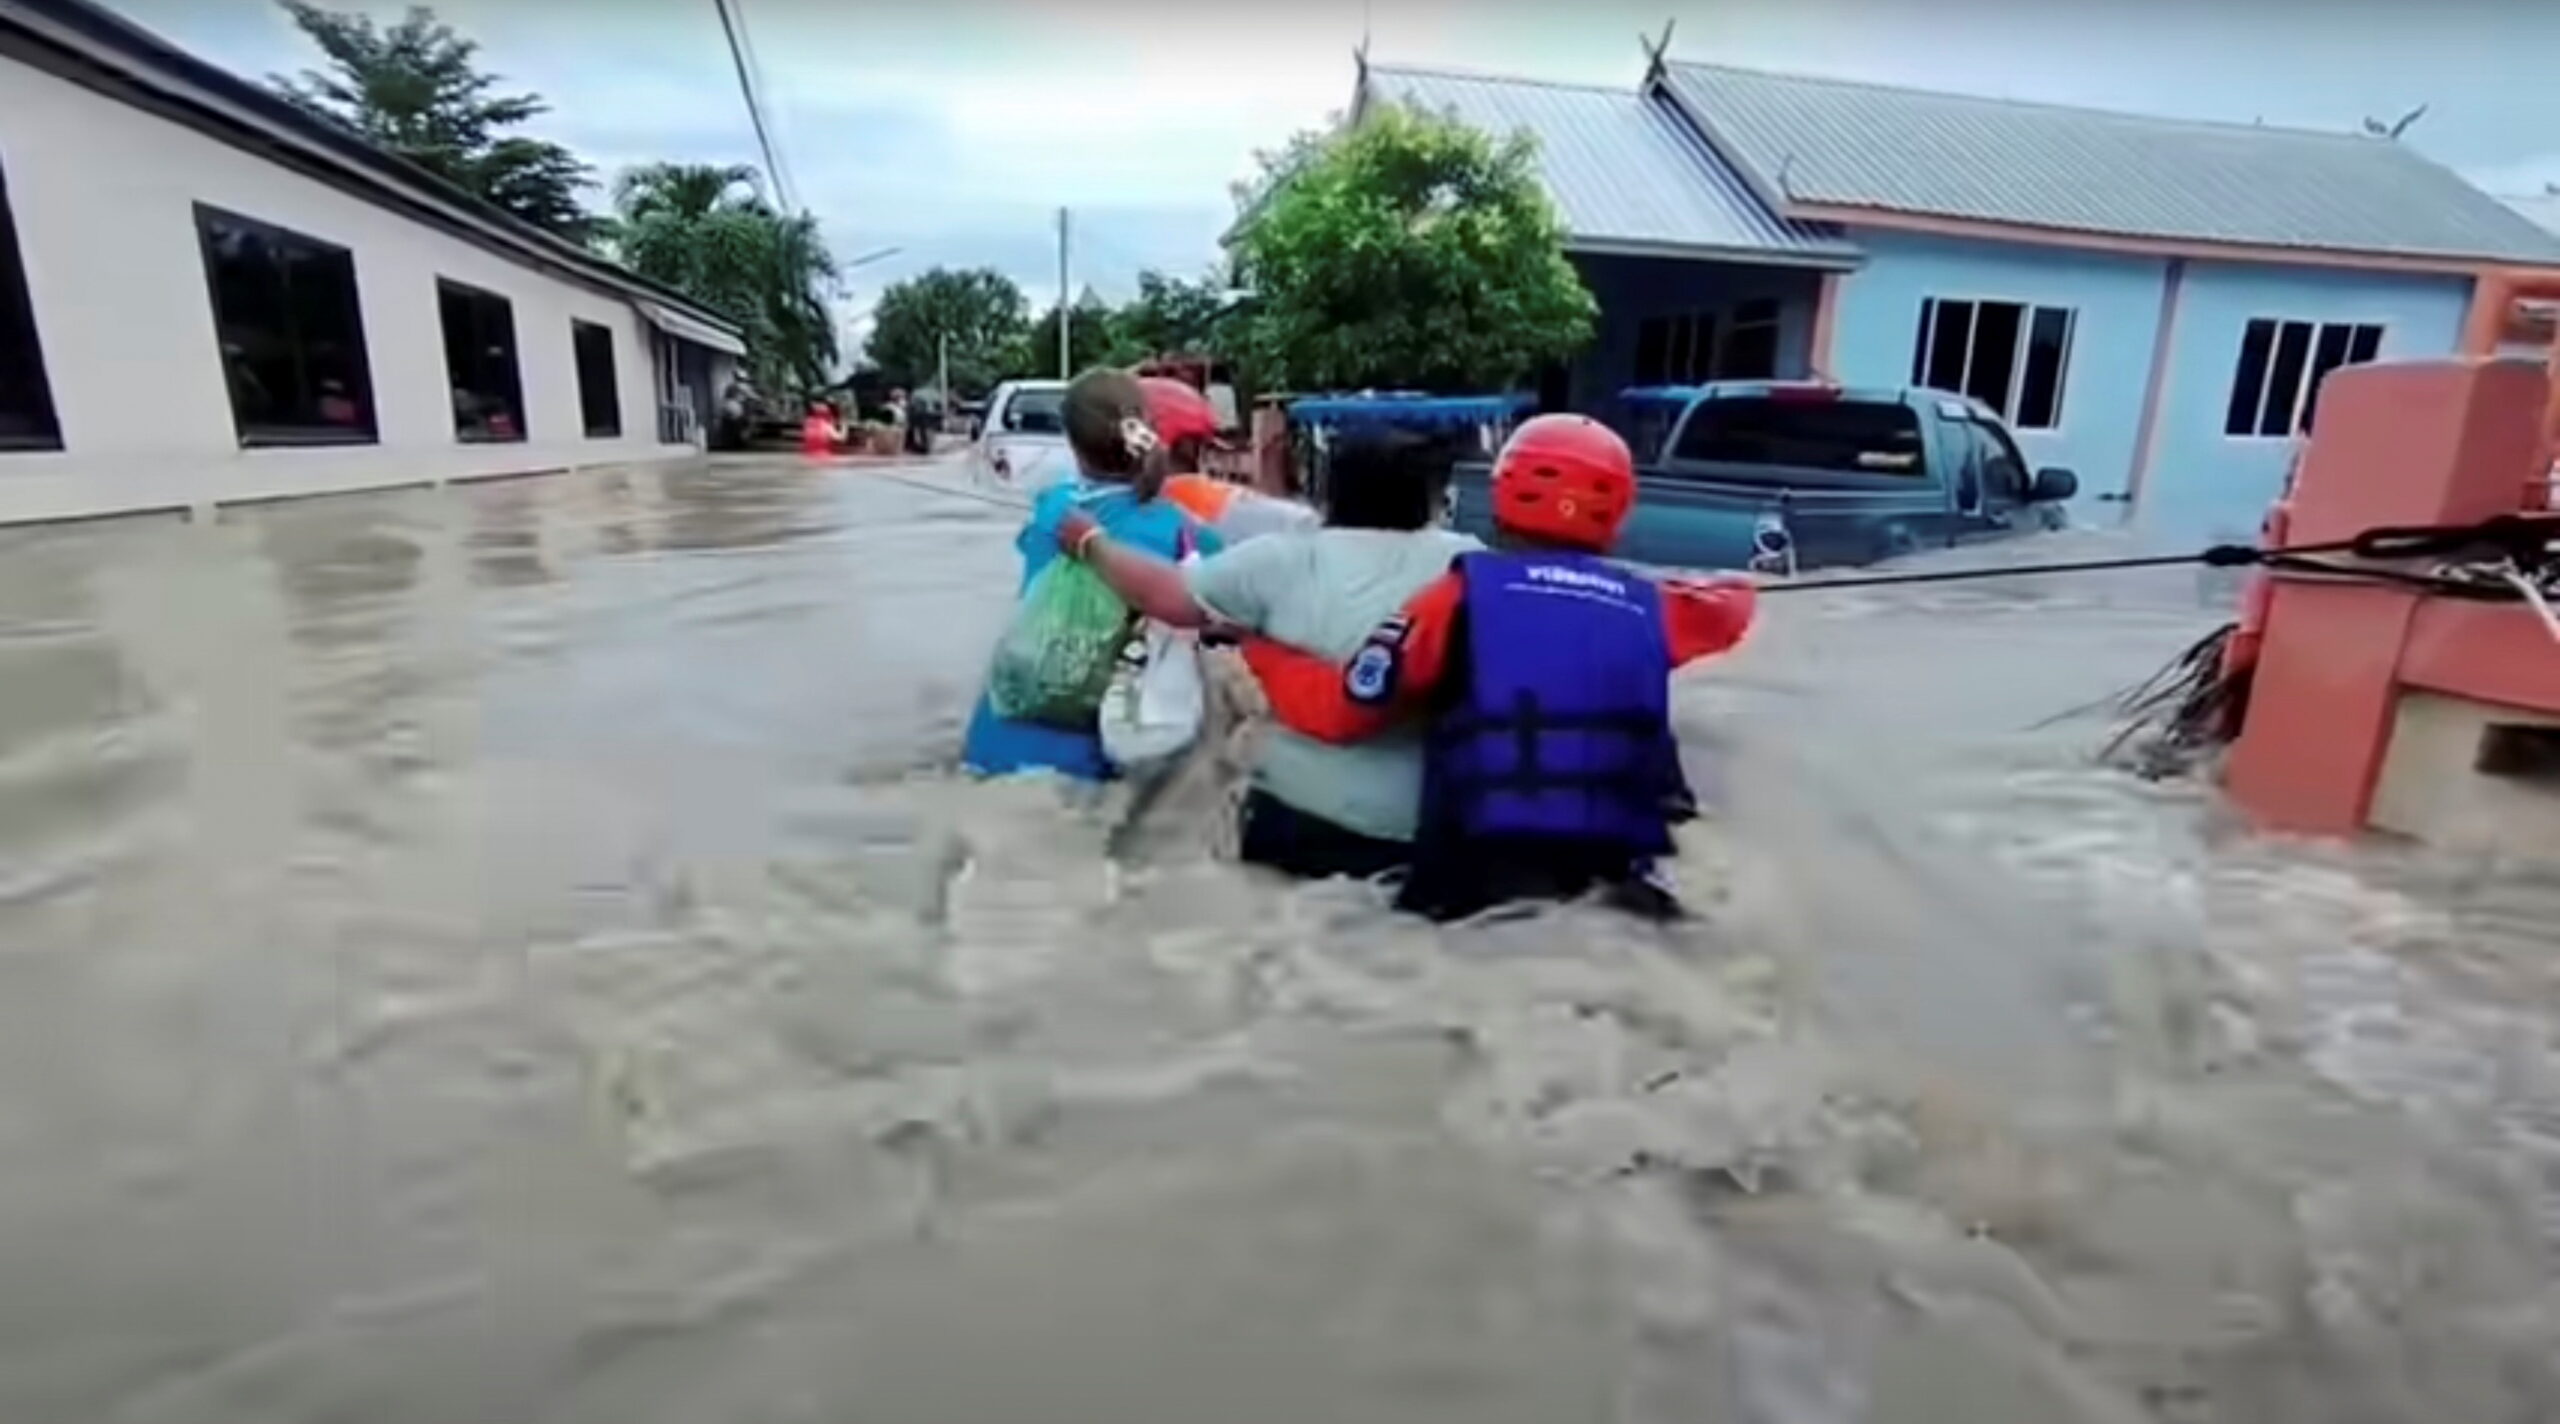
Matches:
[711,0,792,211]
[727,0,799,210]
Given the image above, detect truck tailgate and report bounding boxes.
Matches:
[1452,462,1953,573]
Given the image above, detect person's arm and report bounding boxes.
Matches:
[1239,573,1464,744]
[1656,574,1759,665]
[1059,507,1259,627]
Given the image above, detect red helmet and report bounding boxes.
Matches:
[1491,414,1635,551]
[1137,376,1220,445]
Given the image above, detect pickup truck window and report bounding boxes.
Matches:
[1669,398,1927,476]
[1000,388,1066,435]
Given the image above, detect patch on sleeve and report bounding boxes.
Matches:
[1344,614,1412,706]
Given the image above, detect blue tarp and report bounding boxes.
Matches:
[1617,385,1705,409]
[1284,392,1535,431]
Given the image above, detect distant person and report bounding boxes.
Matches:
[961,368,1222,782]
[800,399,839,459]
[1242,415,1758,920]
[1056,425,1477,879]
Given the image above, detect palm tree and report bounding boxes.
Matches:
[607,163,838,396]
[612,162,761,224]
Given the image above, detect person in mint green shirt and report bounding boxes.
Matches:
[1057,427,1478,879]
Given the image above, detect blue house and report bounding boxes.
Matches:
[1350,58,2560,544]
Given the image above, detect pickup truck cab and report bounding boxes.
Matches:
[1454,382,2079,573]
[971,379,1073,495]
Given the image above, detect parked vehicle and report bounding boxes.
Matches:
[972,379,1072,493]
[1454,381,2079,573]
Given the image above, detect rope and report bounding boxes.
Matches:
[1752,543,2280,594]
[2500,567,2560,646]
[853,464,2560,617]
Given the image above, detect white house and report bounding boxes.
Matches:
[0,0,746,527]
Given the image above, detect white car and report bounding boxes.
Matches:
[972,379,1073,495]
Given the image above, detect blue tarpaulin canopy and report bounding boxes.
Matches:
[1284,392,1535,431]
[1617,385,1705,409]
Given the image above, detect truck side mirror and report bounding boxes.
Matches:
[2030,467,2079,503]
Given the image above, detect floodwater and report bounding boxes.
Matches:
[3,457,2556,1424]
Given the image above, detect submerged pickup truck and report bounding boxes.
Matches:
[1453,382,2080,573]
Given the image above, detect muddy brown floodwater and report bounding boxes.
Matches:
[2,457,2557,1424]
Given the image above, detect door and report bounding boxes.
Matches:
[1943,417,2031,542]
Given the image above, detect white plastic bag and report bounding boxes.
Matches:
[1098,619,1204,772]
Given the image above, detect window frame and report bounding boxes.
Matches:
[193,202,379,449]
[437,276,527,445]
[1908,295,2077,434]
[1636,296,1791,387]
[2221,316,2387,440]
[571,318,622,440]
[0,160,59,453]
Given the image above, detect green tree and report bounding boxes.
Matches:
[1226,105,1594,392]
[865,267,1033,396]
[1020,288,1141,380]
[269,1,595,241]
[1112,270,1235,358]
[607,163,839,396]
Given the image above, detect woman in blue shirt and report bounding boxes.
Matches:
[962,368,1221,781]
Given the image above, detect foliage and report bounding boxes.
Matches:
[1224,105,1595,392]
[1023,291,1142,381]
[607,164,839,395]
[864,267,1035,396]
[269,1,595,241]
[1111,270,1234,360]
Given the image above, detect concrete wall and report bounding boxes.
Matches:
[2137,262,2473,546]
[1569,253,1824,418]
[0,57,709,526]
[1826,229,2170,517]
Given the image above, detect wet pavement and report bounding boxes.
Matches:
[2,456,2555,1423]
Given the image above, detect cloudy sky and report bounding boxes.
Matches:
[104,0,2560,354]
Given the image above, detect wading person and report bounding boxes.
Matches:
[961,368,1219,782]
[1242,415,1758,920]
[1056,427,1479,879]
[1139,376,1318,546]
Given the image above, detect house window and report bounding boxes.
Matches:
[0,165,57,451]
[2222,318,2384,437]
[1635,312,1717,386]
[1718,299,1782,381]
[1909,298,2075,431]
[439,279,524,443]
[1635,298,1787,386]
[195,204,376,445]
[572,319,620,438]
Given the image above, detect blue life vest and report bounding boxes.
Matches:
[1415,550,1692,859]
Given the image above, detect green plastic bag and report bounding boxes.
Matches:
[985,555,1136,727]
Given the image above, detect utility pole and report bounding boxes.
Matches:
[936,329,950,433]
[1056,206,1072,379]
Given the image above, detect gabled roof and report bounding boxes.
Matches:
[2503,193,2560,239]
[0,0,744,336]
[1359,64,1860,269]
[1657,61,2560,267]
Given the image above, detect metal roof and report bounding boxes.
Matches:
[1,0,745,335]
[1659,61,2560,266]
[2504,193,2560,239]
[1360,65,1860,268]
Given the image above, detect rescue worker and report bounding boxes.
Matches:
[1139,376,1318,544]
[800,399,839,459]
[1240,414,1759,920]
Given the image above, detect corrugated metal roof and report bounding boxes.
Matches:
[1660,62,2560,266]
[2504,193,2560,238]
[1362,65,1859,267]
